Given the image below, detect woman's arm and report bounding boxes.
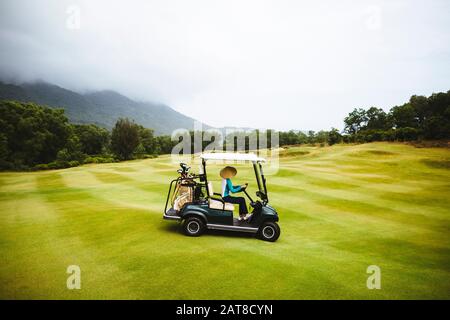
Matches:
[226,178,242,193]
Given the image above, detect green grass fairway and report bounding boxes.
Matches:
[1,142,449,299]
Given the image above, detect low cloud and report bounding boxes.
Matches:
[1,0,449,130]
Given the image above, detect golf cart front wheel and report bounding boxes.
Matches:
[259,222,280,242]
[182,217,205,237]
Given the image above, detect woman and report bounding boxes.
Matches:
[220,166,249,221]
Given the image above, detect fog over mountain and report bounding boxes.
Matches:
[1,0,450,131]
[0,80,208,135]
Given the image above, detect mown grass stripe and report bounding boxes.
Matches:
[0,142,449,299]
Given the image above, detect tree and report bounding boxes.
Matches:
[0,133,9,168]
[421,92,450,139]
[422,115,449,139]
[409,95,428,126]
[315,130,329,144]
[0,101,71,169]
[111,118,140,160]
[271,130,304,146]
[137,125,155,154]
[56,134,85,162]
[390,104,419,129]
[328,128,342,145]
[344,108,367,134]
[365,107,391,130]
[307,130,315,144]
[297,131,308,144]
[72,124,110,155]
[154,135,175,154]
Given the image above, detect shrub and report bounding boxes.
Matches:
[133,143,147,159]
[84,156,116,164]
[47,161,70,170]
[68,160,80,167]
[394,127,421,141]
[34,164,49,170]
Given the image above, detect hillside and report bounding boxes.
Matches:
[0,81,208,135]
[0,142,449,299]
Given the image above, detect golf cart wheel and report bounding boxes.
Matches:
[259,221,280,242]
[182,217,205,237]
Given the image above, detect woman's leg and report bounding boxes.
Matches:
[223,196,248,215]
[237,197,248,215]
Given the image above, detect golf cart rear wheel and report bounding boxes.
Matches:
[182,217,205,237]
[259,222,280,242]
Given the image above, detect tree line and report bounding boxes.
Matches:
[0,101,176,170]
[0,90,449,170]
[275,90,449,146]
[342,91,450,142]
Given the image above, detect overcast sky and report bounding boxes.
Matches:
[0,0,449,131]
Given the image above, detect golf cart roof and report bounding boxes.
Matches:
[200,152,266,162]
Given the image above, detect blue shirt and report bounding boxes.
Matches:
[222,178,242,197]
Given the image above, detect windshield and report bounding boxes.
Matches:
[253,162,268,202]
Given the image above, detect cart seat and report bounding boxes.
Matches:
[207,182,234,211]
[209,198,234,211]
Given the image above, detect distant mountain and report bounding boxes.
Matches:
[0,81,209,135]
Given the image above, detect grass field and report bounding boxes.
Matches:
[0,142,449,299]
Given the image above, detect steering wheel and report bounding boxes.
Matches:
[241,184,254,203]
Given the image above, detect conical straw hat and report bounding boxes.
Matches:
[220,166,237,179]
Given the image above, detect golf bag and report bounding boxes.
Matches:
[172,180,194,211]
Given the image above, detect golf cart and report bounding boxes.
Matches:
[163,153,280,242]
